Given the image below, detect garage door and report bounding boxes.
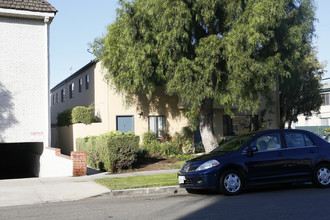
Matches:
[116,116,134,133]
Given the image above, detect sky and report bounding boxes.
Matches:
[47,0,330,88]
[48,0,119,88]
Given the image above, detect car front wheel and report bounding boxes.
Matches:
[219,170,244,196]
[314,165,330,188]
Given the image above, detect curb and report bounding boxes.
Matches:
[109,185,187,197]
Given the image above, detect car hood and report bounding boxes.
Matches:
[188,151,232,164]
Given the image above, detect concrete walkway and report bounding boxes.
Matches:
[0,169,180,207]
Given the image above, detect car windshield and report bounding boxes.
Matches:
[211,132,259,153]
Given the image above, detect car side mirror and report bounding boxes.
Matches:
[247,146,258,157]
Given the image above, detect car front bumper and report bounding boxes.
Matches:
[178,169,220,190]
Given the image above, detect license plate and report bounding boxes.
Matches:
[178,176,186,184]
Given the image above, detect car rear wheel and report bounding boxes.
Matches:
[219,170,244,196]
[314,165,330,188]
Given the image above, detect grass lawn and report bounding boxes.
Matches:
[168,161,186,169]
[95,173,178,190]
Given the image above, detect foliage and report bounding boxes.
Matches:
[57,105,100,126]
[159,129,170,142]
[168,154,196,161]
[141,129,196,156]
[173,127,195,154]
[280,53,324,128]
[95,173,178,190]
[276,0,324,128]
[92,0,321,153]
[141,131,159,155]
[168,161,186,169]
[76,131,140,172]
[194,143,205,153]
[72,104,100,125]
[323,128,330,137]
[218,138,229,146]
[57,108,72,126]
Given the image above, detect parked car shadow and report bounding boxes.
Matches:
[179,183,326,219]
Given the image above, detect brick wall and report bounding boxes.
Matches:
[40,147,87,177]
[71,151,87,176]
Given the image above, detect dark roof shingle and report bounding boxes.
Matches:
[0,0,57,13]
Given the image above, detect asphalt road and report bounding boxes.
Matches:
[2,183,330,220]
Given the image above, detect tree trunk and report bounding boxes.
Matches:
[199,98,218,153]
[279,95,286,129]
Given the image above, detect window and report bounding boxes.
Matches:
[79,78,83,93]
[69,83,74,99]
[284,132,315,148]
[116,116,134,133]
[250,132,281,151]
[149,116,165,137]
[321,93,330,106]
[233,124,238,133]
[321,118,329,126]
[223,115,234,136]
[61,88,65,102]
[85,74,90,90]
[55,92,59,103]
[52,94,55,105]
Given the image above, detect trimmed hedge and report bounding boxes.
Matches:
[72,105,99,124]
[76,131,140,172]
[57,104,99,126]
[57,109,73,126]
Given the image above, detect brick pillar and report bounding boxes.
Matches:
[71,151,87,176]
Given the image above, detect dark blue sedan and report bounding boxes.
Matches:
[178,129,330,195]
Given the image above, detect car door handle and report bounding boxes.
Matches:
[278,152,284,156]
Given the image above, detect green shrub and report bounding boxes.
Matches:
[159,142,181,156]
[323,128,330,137]
[72,104,99,125]
[218,138,229,145]
[141,130,190,157]
[142,131,158,145]
[57,109,73,126]
[57,104,99,127]
[172,127,195,154]
[141,131,159,155]
[77,136,101,169]
[76,131,140,172]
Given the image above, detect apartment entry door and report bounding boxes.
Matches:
[116,116,134,133]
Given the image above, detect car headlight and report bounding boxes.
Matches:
[196,159,220,171]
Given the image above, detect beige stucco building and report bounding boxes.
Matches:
[51,61,280,155]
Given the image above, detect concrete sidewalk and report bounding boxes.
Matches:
[0,169,180,207]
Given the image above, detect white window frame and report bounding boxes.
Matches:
[148,116,165,137]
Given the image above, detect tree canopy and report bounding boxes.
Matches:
[280,52,324,129]
[92,0,322,153]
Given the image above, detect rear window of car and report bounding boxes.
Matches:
[284,132,314,148]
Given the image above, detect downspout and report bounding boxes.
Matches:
[44,16,51,147]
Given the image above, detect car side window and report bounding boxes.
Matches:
[250,133,282,152]
[304,134,314,146]
[284,132,314,148]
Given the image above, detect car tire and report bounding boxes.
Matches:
[314,165,330,188]
[219,170,244,196]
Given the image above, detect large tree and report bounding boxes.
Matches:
[275,0,324,128]
[92,0,319,153]
[280,52,324,129]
